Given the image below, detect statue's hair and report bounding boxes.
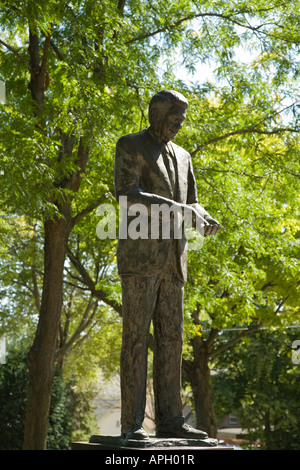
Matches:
[149,90,188,112]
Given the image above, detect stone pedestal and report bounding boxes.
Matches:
[71,434,234,451]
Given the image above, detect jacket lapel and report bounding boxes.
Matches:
[138,129,174,197]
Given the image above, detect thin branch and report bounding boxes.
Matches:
[198,174,244,221]
[285,170,300,178]
[191,125,299,156]
[63,280,91,292]
[56,297,99,361]
[190,100,300,156]
[207,328,220,350]
[210,323,262,359]
[57,136,89,194]
[68,318,99,351]
[274,297,288,314]
[31,266,41,313]
[198,166,300,182]
[66,246,122,315]
[71,193,110,227]
[126,12,205,44]
[0,38,30,70]
[125,9,288,45]
[198,167,267,179]
[49,38,65,61]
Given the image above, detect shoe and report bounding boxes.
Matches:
[156,423,208,439]
[122,426,149,440]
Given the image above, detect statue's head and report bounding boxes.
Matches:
[148,90,188,143]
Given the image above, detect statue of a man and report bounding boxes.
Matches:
[114,90,221,440]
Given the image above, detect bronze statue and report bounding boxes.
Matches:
[114,90,221,441]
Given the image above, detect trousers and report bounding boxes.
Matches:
[120,262,185,432]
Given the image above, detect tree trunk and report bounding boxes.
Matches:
[23,23,90,450]
[23,217,70,450]
[183,336,217,438]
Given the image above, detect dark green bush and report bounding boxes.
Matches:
[0,344,72,450]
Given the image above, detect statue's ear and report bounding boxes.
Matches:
[149,107,158,124]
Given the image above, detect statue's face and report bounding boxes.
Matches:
[150,103,187,143]
[161,107,187,143]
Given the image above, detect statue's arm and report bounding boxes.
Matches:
[114,136,194,213]
[114,137,215,232]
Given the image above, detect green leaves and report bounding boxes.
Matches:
[212,328,300,449]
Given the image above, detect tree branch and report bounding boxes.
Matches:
[198,167,267,179]
[66,246,122,315]
[28,30,40,71]
[210,323,262,359]
[190,101,300,156]
[56,297,99,361]
[197,173,245,222]
[0,38,30,69]
[125,9,287,45]
[117,0,126,12]
[57,136,89,194]
[71,192,110,227]
[31,266,41,313]
[207,328,220,350]
[49,38,65,61]
[126,12,204,44]
[191,125,299,156]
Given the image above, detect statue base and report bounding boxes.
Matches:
[71,434,234,450]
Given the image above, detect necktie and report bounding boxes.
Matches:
[162,145,176,195]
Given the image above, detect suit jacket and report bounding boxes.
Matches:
[114,127,202,283]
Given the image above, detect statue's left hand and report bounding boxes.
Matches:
[204,216,222,236]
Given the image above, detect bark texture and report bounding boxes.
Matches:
[24,219,70,449]
[182,334,217,438]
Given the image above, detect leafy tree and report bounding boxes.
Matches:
[1,0,300,448]
[211,328,300,449]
